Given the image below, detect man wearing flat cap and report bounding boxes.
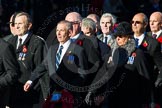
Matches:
[85,21,150,108]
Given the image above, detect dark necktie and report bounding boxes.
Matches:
[55,45,63,70]
[18,38,22,48]
[135,38,139,48]
[70,38,76,43]
[152,34,157,39]
[104,37,108,44]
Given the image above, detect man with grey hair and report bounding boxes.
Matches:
[97,13,117,47]
[81,18,110,60]
[87,13,101,35]
[8,12,47,108]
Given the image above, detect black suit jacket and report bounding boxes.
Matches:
[8,33,46,84]
[30,42,88,99]
[0,39,19,107]
[147,31,162,50]
[74,34,102,87]
[138,34,162,80]
[8,33,47,107]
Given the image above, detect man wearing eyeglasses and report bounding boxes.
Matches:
[132,12,162,107]
[65,12,102,106]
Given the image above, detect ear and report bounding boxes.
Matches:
[28,23,32,30]
[68,29,73,37]
[160,21,162,27]
[144,22,148,29]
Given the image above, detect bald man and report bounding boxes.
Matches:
[148,11,162,41]
[147,11,162,107]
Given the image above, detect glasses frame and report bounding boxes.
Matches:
[131,21,143,24]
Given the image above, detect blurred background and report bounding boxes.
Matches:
[0,0,161,39]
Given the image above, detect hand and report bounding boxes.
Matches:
[94,96,105,106]
[155,78,162,87]
[23,81,32,92]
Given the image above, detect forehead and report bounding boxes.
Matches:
[57,23,66,29]
[15,15,27,22]
[133,14,144,21]
[65,14,80,22]
[100,17,111,22]
[87,16,97,22]
[150,13,161,21]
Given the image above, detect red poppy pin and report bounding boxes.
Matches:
[22,45,28,53]
[157,36,162,43]
[76,39,83,46]
[132,52,136,57]
[142,41,148,47]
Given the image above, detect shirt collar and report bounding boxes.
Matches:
[59,39,71,50]
[18,32,29,44]
[153,29,162,38]
[134,34,145,45]
[71,33,81,40]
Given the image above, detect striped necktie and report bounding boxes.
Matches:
[55,45,63,70]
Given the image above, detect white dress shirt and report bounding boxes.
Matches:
[58,40,71,63]
[152,29,162,39]
[134,34,145,46]
[17,33,28,49]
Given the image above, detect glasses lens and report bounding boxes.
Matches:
[131,21,142,24]
[71,21,80,24]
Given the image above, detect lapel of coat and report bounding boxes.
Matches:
[50,43,75,81]
[49,44,59,81]
[157,32,162,43]
[97,34,104,42]
[12,36,18,50]
[59,43,75,65]
[52,44,59,71]
[139,34,150,52]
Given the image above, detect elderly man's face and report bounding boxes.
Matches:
[149,12,162,33]
[100,17,112,35]
[14,15,32,36]
[131,14,147,36]
[56,23,71,44]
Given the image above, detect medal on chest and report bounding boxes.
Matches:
[18,45,28,61]
[127,52,136,64]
